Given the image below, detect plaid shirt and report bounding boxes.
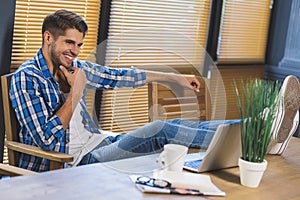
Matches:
[10,48,146,172]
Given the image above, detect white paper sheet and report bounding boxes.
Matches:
[130,170,225,196]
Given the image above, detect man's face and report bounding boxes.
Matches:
[50,28,84,69]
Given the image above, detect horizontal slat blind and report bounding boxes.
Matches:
[99,85,149,133]
[217,0,272,64]
[11,0,101,70]
[105,0,211,69]
[99,0,211,133]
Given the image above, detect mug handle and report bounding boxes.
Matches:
[156,151,166,168]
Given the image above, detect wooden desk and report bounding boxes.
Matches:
[0,137,299,200]
[208,137,300,200]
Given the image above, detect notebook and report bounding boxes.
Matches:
[184,123,241,172]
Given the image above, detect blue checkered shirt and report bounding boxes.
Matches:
[10,48,146,172]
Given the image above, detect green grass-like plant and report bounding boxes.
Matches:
[234,79,281,163]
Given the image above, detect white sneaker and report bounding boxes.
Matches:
[267,75,300,155]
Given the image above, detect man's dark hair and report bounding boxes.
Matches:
[42,9,88,41]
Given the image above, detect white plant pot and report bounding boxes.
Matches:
[238,157,268,188]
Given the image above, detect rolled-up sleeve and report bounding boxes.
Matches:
[82,61,146,90]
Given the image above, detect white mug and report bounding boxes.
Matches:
[157,144,188,172]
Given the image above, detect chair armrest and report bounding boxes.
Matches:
[0,163,37,177]
[5,141,73,163]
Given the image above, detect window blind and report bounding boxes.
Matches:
[99,85,149,133]
[11,0,101,71]
[217,0,272,64]
[99,0,211,133]
[105,0,211,70]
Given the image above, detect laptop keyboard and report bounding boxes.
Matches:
[184,159,203,169]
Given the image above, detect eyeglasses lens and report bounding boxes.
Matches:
[136,176,171,188]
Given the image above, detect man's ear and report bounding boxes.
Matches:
[44,31,52,44]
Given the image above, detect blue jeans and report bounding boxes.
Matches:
[78,118,241,165]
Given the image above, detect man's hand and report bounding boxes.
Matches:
[181,74,200,92]
[59,66,87,99]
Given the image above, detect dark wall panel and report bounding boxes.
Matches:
[0,0,16,164]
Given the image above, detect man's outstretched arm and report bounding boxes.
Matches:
[145,71,200,92]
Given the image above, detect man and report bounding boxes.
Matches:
[10,10,299,172]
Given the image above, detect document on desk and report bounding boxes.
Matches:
[130,170,226,196]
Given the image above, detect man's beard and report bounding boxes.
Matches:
[50,44,71,92]
[50,41,68,70]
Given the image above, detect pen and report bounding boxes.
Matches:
[136,184,204,196]
[169,187,204,195]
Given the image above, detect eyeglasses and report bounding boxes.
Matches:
[136,176,171,188]
[135,176,205,196]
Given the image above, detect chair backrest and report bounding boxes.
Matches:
[1,73,20,166]
[148,77,211,122]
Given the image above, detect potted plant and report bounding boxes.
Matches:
[234,78,281,188]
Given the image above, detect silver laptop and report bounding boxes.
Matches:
[184,123,241,172]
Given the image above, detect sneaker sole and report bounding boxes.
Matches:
[268,111,298,154]
[275,75,300,143]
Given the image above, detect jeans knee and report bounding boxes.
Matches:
[152,120,164,125]
[150,120,165,130]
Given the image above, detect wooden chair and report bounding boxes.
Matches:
[148,77,211,122]
[0,73,73,177]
